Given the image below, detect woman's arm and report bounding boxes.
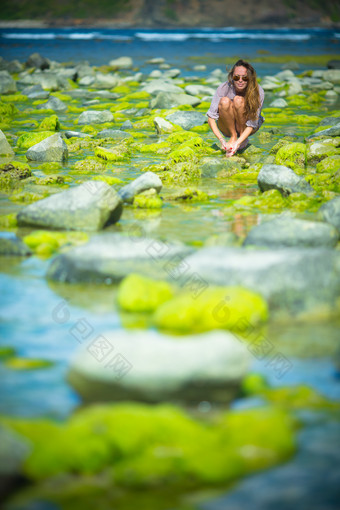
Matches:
[207,117,228,149]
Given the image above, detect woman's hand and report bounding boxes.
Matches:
[219,137,228,151]
[226,140,240,157]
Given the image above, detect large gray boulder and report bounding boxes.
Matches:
[26,133,68,162]
[307,123,340,139]
[243,217,339,248]
[0,232,32,256]
[184,84,216,96]
[68,329,250,404]
[26,52,50,70]
[78,110,114,125]
[142,79,184,95]
[36,96,67,112]
[17,181,123,231]
[166,111,207,130]
[0,70,17,94]
[151,92,200,109]
[47,233,193,283]
[0,130,14,156]
[174,246,340,316]
[258,164,313,196]
[318,197,340,233]
[118,171,162,203]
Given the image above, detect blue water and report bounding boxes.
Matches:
[0,26,339,71]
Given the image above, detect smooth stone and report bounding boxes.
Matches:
[109,56,133,69]
[318,197,340,233]
[163,69,181,79]
[17,181,122,231]
[75,63,95,79]
[327,59,340,69]
[243,217,339,248]
[93,72,120,89]
[77,110,114,125]
[141,79,184,95]
[150,91,200,109]
[274,70,295,80]
[97,129,132,140]
[307,123,340,139]
[166,111,207,130]
[36,96,67,112]
[185,84,216,96]
[68,329,250,404]
[269,98,288,108]
[47,233,193,283]
[319,116,340,127]
[64,131,92,139]
[0,232,32,256]
[323,69,340,84]
[0,70,17,94]
[325,90,338,101]
[0,130,14,156]
[26,52,50,70]
[26,133,68,162]
[120,120,133,130]
[258,164,313,196]
[118,171,162,203]
[175,247,340,315]
[153,116,175,134]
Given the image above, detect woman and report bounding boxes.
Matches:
[207,59,264,157]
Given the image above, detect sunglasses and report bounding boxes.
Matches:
[233,75,249,82]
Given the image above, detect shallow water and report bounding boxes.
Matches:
[1,32,340,508]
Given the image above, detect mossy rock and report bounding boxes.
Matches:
[95,145,130,162]
[1,402,295,486]
[168,146,197,163]
[16,131,55,150]
[158,161,201,185]
[133,192,163,209]
[72,157,107,173]
[39,162,62,173]
[168,187,209,202]
[167,130,197,144]
[4,357,54,370]
[136,141,171,154]
[117,273,174,312]
[37,175,65,185]
[23,230,89,258]
[0,213,17,228]
[0,101,18,117]
[316,155,340,173]
[0,162,32,191]
[38,114,60,131]
[153,286,268,333]
[275,142,307,171]
[307,142,339,165]
[0,346,16,359]
[91,175,123,186]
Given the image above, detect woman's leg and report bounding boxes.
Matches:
[217,97,238,149]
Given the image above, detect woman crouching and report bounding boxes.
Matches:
[207,59,264,157]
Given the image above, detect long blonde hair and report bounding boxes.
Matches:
[227,59,261,121]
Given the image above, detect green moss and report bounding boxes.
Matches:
[1,93,28,103]
[168,146,196,163]
[95,145,130,162]
[72,157,107,174]
[316,155,340,173]
[158,160,201,185]
[39,162,62,173]
[167,130,197,144]
[307,143,339,165]
[153,286,268,333]
[0,101,18,117]
[0,213,17,229]
[4,357,54,370]
[133,193,163,209]
[38,114,60,131]
[168,187,209,202]
[23,230,89,258]
[37,175,65,185]
[136,141,171,154]
[0,162,32,191]
[275,142,307,171]
[0,346,16,359]
[117,274,174,312]
[16,131,55,150]
[0,402,295,487]
[91,175,123,185]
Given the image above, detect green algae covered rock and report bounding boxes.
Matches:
[133,192,163,209]
[23,230,89,258]
[154,160,201,185]
[95,145,130,162]
[168,145,197,163]
[307,141,340,165]
[17,131,56,150]
[153,286,268,333]
[38,114,60,131]
[0,161,32,191]
[275,142,307,172]
[117,273,174,312]
[168,187,209,202]
[0,402,295,486]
